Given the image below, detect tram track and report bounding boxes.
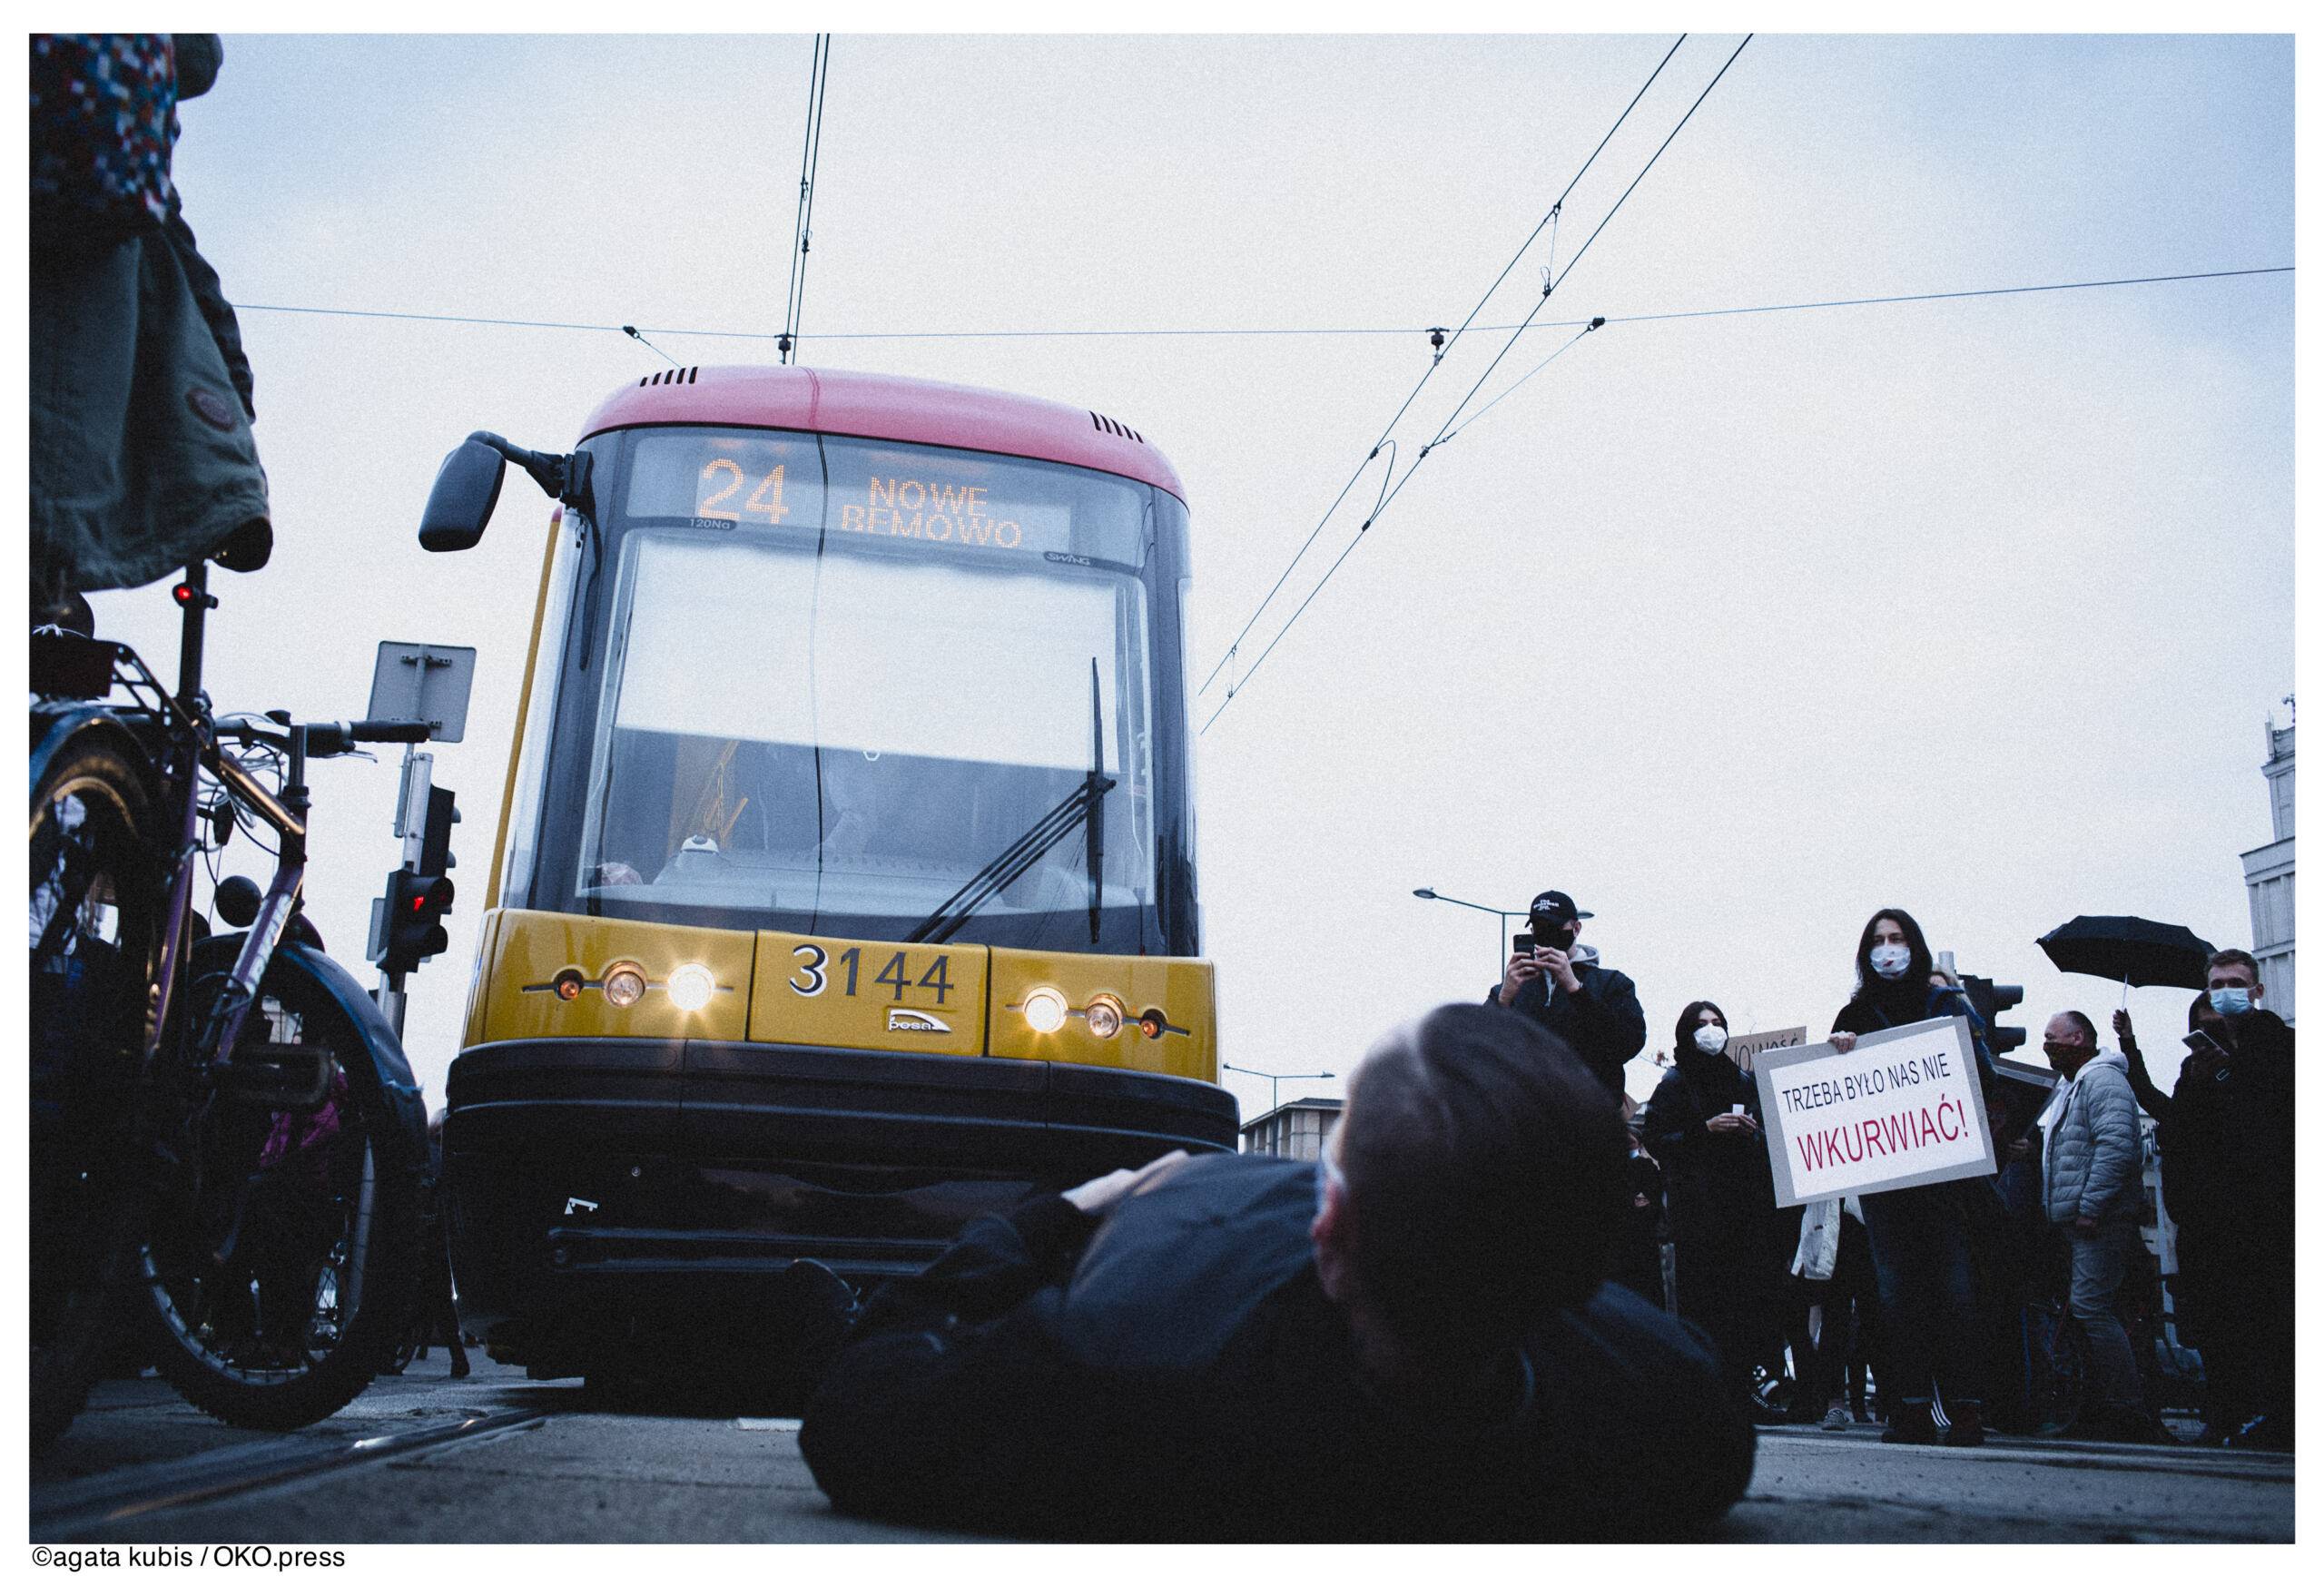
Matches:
[31,1408,548,1543]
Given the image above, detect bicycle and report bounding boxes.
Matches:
[31,557,434,1443]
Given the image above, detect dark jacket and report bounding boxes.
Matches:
[2161,1010,2294,1271]
[1641,1049,1783,1370]
[801,1153,1753,1542]
[1485,962,1648,1096]
[1831,981,1996,1099]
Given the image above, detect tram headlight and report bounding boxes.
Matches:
[1022,988,1068,1034]
[603,964,647,1009]
[1084,996,1125,1040]
[667,963,715,1013]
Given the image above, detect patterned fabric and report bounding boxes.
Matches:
[30,34,178,234]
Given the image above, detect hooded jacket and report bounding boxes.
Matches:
[801,1152,1753,1541]
[2040,1051,2142,1224]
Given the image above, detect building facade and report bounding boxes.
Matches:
[1238,1096,1344,1160]
[2240,717,2294,1023]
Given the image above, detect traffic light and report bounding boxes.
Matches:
[381,867,455,979]
[419,785,458,879]
[1961,974,2027,1055]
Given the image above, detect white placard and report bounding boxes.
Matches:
[1753,1018,1996,1207]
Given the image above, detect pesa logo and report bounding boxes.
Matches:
[888,1009,948,1034]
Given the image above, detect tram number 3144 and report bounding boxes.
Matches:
[790,942,955,1004]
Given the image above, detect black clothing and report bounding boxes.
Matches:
[1613,1149,1668,1307]
[1797,1210,1877,1414]
[1485,962,1647,1096]
[2159,1010,2295,1437]
[1831,985,1990,1406]
[802,1153,1753,1541]
[1642,1048,1784,1396]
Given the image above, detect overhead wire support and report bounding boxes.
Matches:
[1195,32,1690,702]
[621,324,682,368]
[1202,33,1755,735]
[778,34,832,366]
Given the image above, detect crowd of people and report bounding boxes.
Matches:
[1484,888,2296,1452]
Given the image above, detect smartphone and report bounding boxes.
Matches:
[1512,937,1535,955]
[2183,1030,2229,1059]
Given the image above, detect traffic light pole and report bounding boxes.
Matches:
[371,744,433,1039]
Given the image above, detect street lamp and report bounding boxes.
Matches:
[1413,886,1528,972]
[1221,1063,1334,1115]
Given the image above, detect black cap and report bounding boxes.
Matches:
[1529,891,1593,925]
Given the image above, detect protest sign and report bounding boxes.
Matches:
[1724,1025,1807,1073]
[1753,1017,1995,1207]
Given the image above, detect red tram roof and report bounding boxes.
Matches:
[579,365,1186,503]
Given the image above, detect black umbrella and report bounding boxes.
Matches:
[2037,915,2218,993]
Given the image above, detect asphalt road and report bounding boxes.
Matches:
[30,1353,2293,1544]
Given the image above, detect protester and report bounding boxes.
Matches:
[1828,907,1995,1446]
[1642,1001,1786,1422]
[801,1003,1754,1540]
[2035,1010,2157,1439]
[2121,954,2295,1449]
[1787,1194,1876,1429]
[1488,890,1647,1096]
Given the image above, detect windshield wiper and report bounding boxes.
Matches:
[908,659,1113,947]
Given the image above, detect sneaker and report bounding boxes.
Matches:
[1942,1401,1985,1447]
[1822,1405,1851,1431]
[1882,1402,1938,1444]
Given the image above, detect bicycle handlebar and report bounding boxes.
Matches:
[301,718,434,757]
[345,718,434,744]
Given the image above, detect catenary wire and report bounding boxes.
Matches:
[230,266,2293,345]
[1202,34,1755,733]
[780,34,832,364]
[1195,32,1689,699]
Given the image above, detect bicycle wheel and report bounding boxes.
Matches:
[29,728,161,1451]
[138,943,424,1430]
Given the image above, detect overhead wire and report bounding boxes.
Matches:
[1195,32,1689,701]
[1200,33,1755,734]
[779,34,832,365]
[229,265,2294,346]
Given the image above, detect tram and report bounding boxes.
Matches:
[423,366,1232,1383]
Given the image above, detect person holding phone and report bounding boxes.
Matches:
[1642,1000,1787,1420]
[1827,907,1993,1445]
[1489,890,1647,1096]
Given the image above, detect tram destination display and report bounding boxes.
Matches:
[1752,1017,1997,1207]
[627,430,1077,556]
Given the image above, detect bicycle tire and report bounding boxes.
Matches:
[28,727,162,1452]
[137,941,424,1430]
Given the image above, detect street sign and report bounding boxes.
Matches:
[367,642,477,743]
[1753,1018,1996,1207]
[1725,1024,1807,1073]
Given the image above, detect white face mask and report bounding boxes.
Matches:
[1869,943,1912,980]
[1693,1025,1728,1054]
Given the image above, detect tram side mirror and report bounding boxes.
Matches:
[419,439,507,553]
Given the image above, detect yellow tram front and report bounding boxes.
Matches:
[436,367,1227,1382]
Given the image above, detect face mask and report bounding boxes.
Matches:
[2210,986,2252,1017]
[1869,943,1912,980]
[1693,1025,1728,1055]
[1536,927,1578,955]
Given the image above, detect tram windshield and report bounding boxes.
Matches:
[545,430,1168,952]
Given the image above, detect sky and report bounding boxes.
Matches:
[71,28,2297,1119]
